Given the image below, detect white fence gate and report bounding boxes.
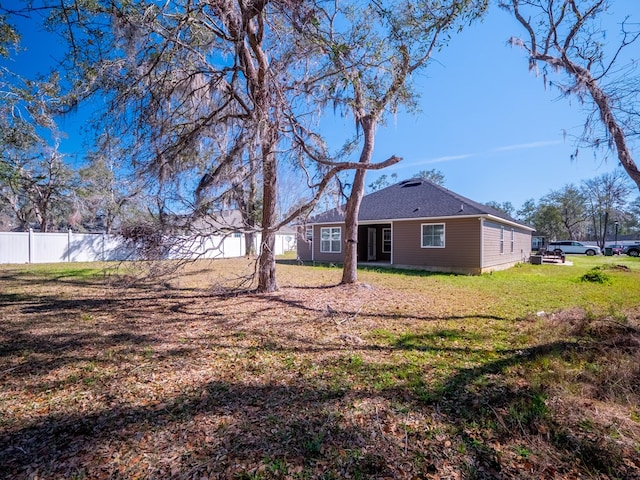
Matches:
[0,230,296,265]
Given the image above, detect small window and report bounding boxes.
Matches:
[233,232,242,238]
[382,228,391,253]
[510,229,515,253]
[320,227,341,253]
[500,226,504,254]
[305,226,313,241]
[421,223,445,248]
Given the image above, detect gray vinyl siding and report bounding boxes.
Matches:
[296,218,532,273]
[482,220,532,271]
[393,218,481,273]
[303,224,345,263]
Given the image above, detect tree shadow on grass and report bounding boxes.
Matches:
[2,334,636,479]
[400,340,638,479]
[2,270,638,478]
[260,289,507,323]
[0,380,394,479]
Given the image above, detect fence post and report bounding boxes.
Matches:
[68,229,72,262]
[28,228,33,264]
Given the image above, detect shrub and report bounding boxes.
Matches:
[580,267,611,284]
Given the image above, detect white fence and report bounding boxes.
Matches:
[0,230,296,264]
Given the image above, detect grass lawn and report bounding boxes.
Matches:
[1,255,639,479]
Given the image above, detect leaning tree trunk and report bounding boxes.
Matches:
[582,68,640,192]
[341,116,376,284]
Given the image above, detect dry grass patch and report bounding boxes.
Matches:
[1,257,639,479]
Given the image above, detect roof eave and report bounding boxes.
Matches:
[305,213,534,231]
[484,214,536,231]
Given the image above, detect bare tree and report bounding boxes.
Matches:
[294,0,488,284]
[543,184,588,240]
[581,169,633,248]
[1,139,77,232]
[0,106,38,230]
[77,133,139,233]
[532,203,566,240]
[27,143,76,232]
[485,200,516,217]
[43,1,403,292]
[626,196,640,234]
[42,1,298,291]
[0,26,74,232]
[501,0,640,190]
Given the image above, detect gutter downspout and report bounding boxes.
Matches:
[479,217,484,272]
[390,222,394,266]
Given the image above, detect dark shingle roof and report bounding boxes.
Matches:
[309,178,528,227]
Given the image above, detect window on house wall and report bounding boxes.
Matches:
[500,226,504,254]
[233,232,242,238]
[510,229,515,253]
[382,228,391,253]
[320,227,341,253]
[421,223,445,248]
[305,226,313,241]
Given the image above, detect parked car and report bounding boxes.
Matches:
[622,244,640,257]
[547,241,601,256]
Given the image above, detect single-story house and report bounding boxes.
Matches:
[297,178,534,274]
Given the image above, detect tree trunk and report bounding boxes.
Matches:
[340,168,365,284]
[600,210,609,250]
[245,232,255,256]
[245,167,258,256]
[257,153,277,292]
[341,116,376,284]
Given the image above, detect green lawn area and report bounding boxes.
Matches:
[1,255,639,479]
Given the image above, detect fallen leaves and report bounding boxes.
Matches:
[0,260,639,478]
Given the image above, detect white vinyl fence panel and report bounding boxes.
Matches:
[274,233,296,255]
[166,234,245,260]
[0,230,132,264]
[31,232,70,263]
[0,230,295,264]
[0,232,29,264]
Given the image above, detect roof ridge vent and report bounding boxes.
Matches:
[401,180,423,188]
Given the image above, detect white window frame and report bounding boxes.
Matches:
[510,228,515,253]
[305,226,313,241]
[320,227,341,253]
[382,228,391,253]
[421,223,445,248]
[500,226,505,254]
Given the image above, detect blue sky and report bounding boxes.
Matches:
[6,2,639,211]
[361,3,640,209]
